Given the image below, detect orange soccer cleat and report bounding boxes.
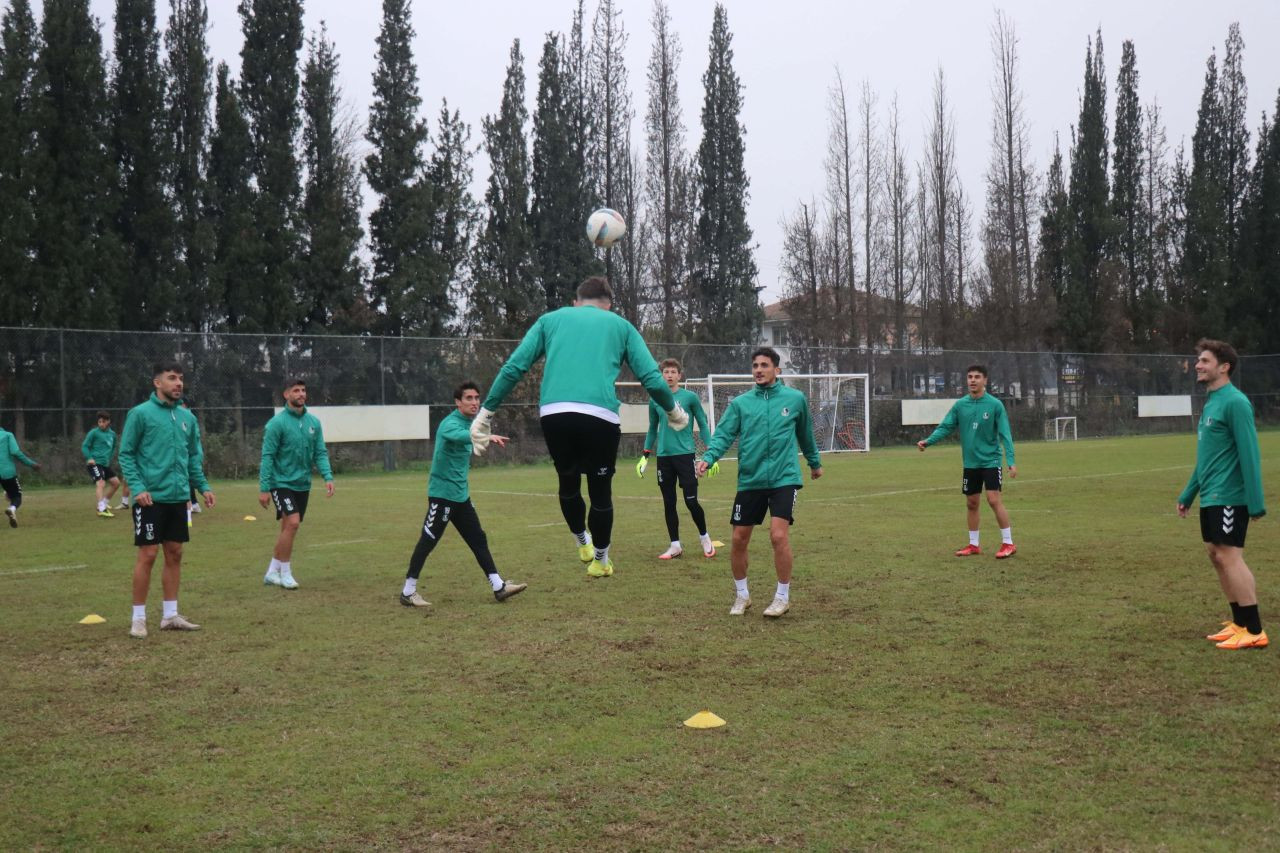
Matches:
[995,543,1017,559]
[1215,629,1268,650]
[954,544,982,557]
[1206,621,1243,642]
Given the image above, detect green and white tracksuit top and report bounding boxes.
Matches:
[119,394,210,502]
[702,381,822,490]
[0,429,37,479]
[645,388,710,457]
[428,409,476,502]
[482,305,676,421]
[259,406,334,493]
[922,392,1016,469]
[81,426,117,463]
[1178,382,1266,516]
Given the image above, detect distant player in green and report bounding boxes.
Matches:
[917,364,1018,559]
[697,347,822,618]
[0,425,40,528]
[82,411,130,517]
[471,276,687,578]
[119,363,215,639]
[258,379,335,590]
[636,357,718,559]
[400,381,527,608]
[1178,339,1268,650]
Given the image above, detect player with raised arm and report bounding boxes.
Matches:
[470,276,687,578]
[917,364,1018,559]
[637,358,717,559]
[118,363,215,639]
[82,412,131,517]
[697,347,822,617]
[258,379,335,590]
[0,425,40,528]
[1178,339,1268,650]
[400,381,527,608]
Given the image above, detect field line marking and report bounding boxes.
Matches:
[0,563,89,578]
[307,538,375,548]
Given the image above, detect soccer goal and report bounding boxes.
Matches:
[700,374,871,453]
[1045,416,1078,441]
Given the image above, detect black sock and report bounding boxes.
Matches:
[1229,601,1243,626]
[1238,604,1262,635]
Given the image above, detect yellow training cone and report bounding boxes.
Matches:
[683,710,726,729]
[79,614,106,625]
[243,515,257,522]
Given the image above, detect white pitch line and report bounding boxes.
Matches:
[0,563,89,578]
[307,538,375,548]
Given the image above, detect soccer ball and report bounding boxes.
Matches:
[585,208,626,247]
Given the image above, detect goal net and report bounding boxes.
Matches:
[616,373,870,455]
[1045,416,1078,441]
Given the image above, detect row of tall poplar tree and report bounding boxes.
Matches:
[0,0,760,343]
[779,15,1280,362]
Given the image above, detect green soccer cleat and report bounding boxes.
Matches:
[586,558,614,577]
[577,543,594,564]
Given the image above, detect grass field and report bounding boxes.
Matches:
[2,432,1278,849]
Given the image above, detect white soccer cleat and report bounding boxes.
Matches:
[160,614,201,631]
[729,596,751,616]
[129,618,148,639]
[658,545,683,560]
[279,571,299,590]
[264,570,283,587]
[763,597,790,618]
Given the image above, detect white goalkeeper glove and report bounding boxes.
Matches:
[469,407,496,455]
[666,403,689,431]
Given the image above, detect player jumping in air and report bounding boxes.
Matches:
[637,357,718,560]
[697,347,822,617]
[258,379,335,590]
[400,381,526,608]
[1178,339,1268,650]
[917,364,1018,559]
[470,276,687,578]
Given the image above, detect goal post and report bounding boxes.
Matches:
[617,373,870,454]
[1045,416,1077,441]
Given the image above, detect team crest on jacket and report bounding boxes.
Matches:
[983,412,990,419]
[781,407,790,416]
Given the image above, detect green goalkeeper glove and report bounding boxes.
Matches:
[636,453,650,478]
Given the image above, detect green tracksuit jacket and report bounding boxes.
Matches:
[702,381,821,490]
[483,305,676,415]
[1178,382,1266,516]
[922,393,1016,469]
[0,429,37,479]
[428,409,475,502]
[645,388,710,456]
[119,394,210,502]
[81,427,117,463]
[259,406,334,493]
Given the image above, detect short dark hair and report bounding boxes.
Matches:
[454,381,481,401]
[153,361,184,377]
[576,276,614,302]
[965,364,988,377]
[659,357,682,373]
[751,347,781,367]
[1196,338,1239,376]
[284,378,306,391]
[96,411,111,422]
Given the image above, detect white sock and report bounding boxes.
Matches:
[734,577,748,598]
[594,545,609,563]
[267,558,281,575]
[280,561,292,576]
[122,496,130,506]
[8,505,15,514]
[132,604,146,621]
[489,574,505,591]
[776,581,790,602]
[1000,527,1013,545]
[574,531,590,547]
[403,577,417,596]
[969,530,980,547]
[97,499,106,511]
[699,532,712,545]
[162,600,178,619]
[670,540,681,552]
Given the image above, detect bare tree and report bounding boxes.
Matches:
[883,94,914,359]
[923,68,959,352]
[857,79,880,370]
[587,0,633,289]
[824,68,857,346]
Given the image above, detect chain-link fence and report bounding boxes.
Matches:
[2,326,1278,481]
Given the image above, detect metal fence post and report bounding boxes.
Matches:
[59,330,68,441]
[381,336,395,472]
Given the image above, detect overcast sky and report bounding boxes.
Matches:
[79,0,1280,305]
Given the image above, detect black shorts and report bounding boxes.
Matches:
[962,467,1002,495]
[540,412,622,478]
[1200,505,1249,548]
[732,486,800,526]
[657,453,697,491]
[87,463,117,483]
[1,476,19,503]
[271,488,310,521]
[133,502,189,546]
